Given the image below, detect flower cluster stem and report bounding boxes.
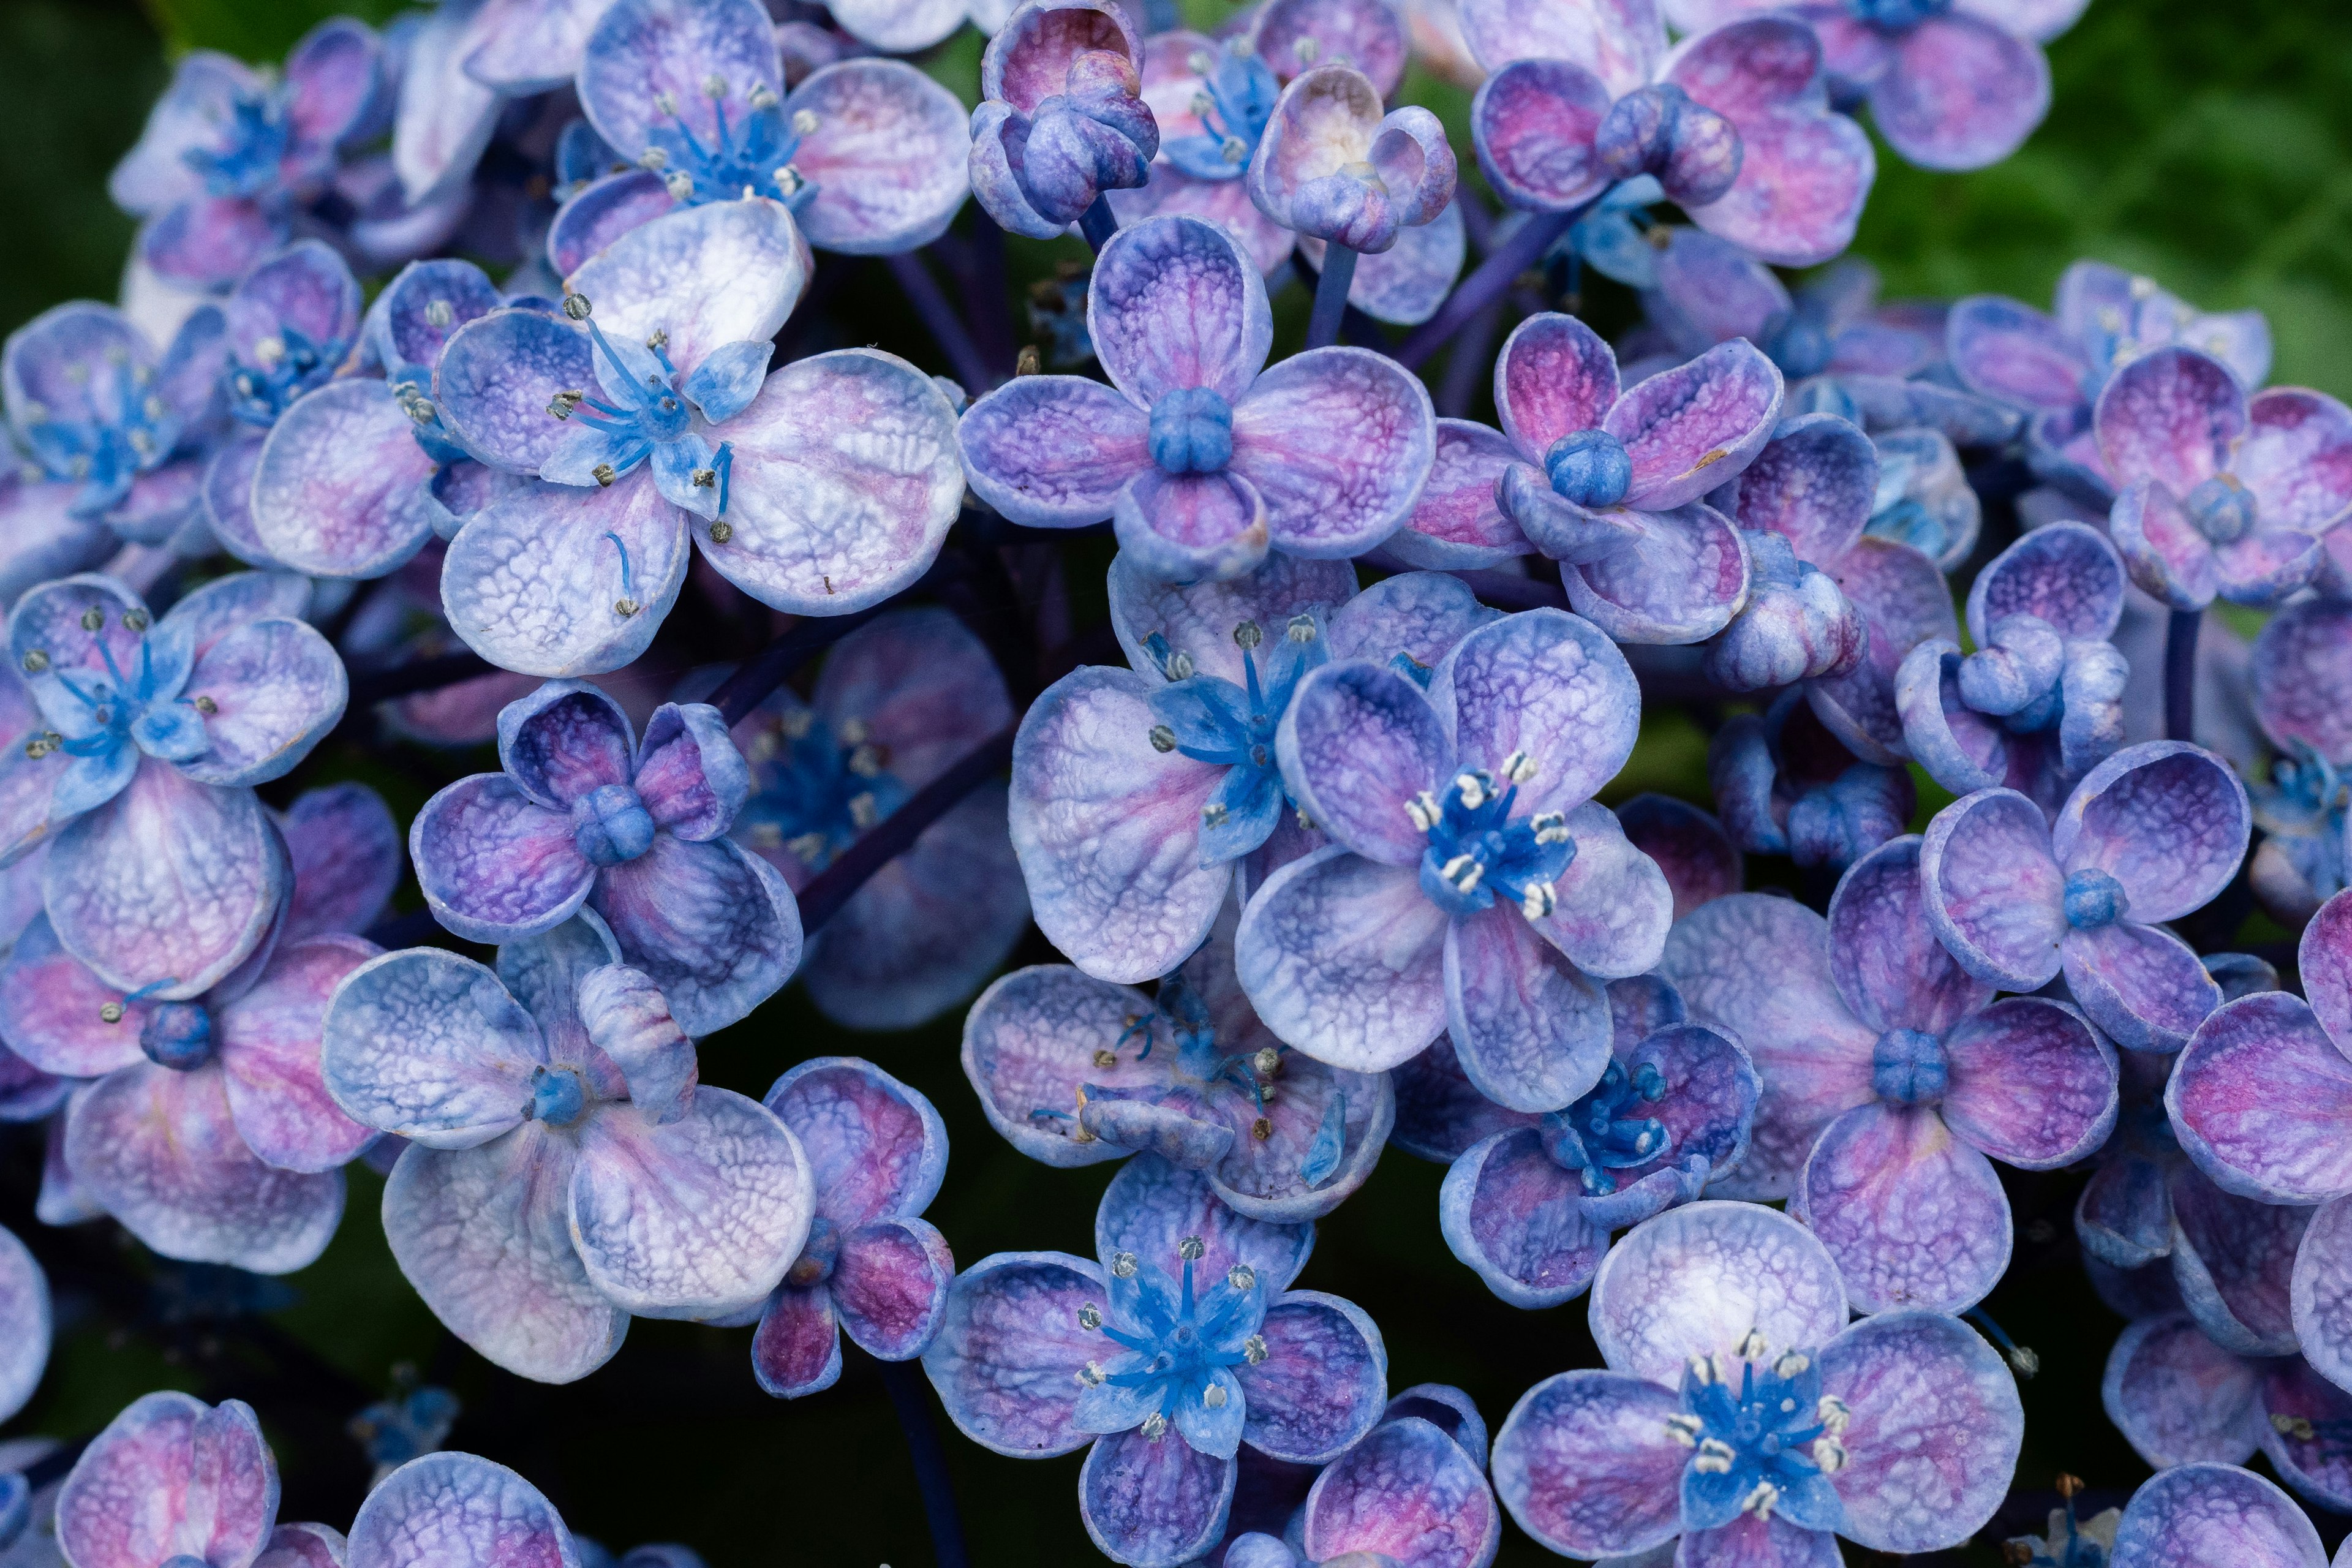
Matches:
[878,1356,971,1568]
[886,251,998,396]
[1308,246,1360,350]
[1393,209,1575,370]
[2165,606,2201,741]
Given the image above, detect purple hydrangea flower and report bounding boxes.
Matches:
[431,198,965,674]
[1860,423,1983,568]
[1706,413,1957,756]
[2247,597,2352,926]
[964,908,1394,1221]
[410,679,799,1035]
[1220,1405,1501,1568]
[1463,1,1874,265]
[2103,1310,2352,1513]
[1896,519,2132,815]
[921,1156,1389,1568]
[1948,260,2273,507]
[731,608,1027,1031]
[1390,312,1774,646]
[198,241,364,567]
[1664,837,2119,1311]
[750,1058,954,1398]
[1642,235,1914,381]
[107,19,385,288]
[1708,687,1915,871]
[322,914,815,1383]
[1439,972,1757,1306]
[959,214,1435,581]
[1237,608,1672,1113]
[0,573,345,998]
[969,0,1161,239]
[348,1451,587,1568]
[0,1227,46,1429]
[1667,0,2077,170]
[56,1393,281,1568]
[2,300,228,552]
[549,0,969,271]
[1011,557,1493,983]
[2096,346,2352,611]
[1923,740,2250,1051]
[1488,1202,2023,1560]
[2082,1462,2330,1568]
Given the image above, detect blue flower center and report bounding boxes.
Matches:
[1161,45,1280,182]
[1076,1239,1270,1445]
[140,1000,214,1071]
[181,88,293,200]
[571,782,657,867]
[1669,1336,1849,1533]
[1148,387,1235,475]
[739,713,908,873]
[2063,868,2130,930]
[1539,1058,1668,1195]
[1845,0,1952,31]
[528,1065,589,1126]
[786,1215,842,1288]
[1142,616,1328,867]
[32,609,211,773]
[227,325,346,427]
[1544,429,1632,508]
[1871,1028,1947,1106]
[350,1385,460,1473]
[15,353,179,516]
[1413,764,1577,919]
[549,299,737,510]
[641,77,820,213]
[2184,473,2256,544]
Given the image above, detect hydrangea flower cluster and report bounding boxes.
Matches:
[1,0,2348,1560]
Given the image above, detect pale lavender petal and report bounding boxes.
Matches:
[2169,992,2352,1206]
[434,308,598,475]
[982,0,1141,113]
[2095,346,2246,496]
[1820,1310,2023,1552]
[319,946,543,1147]
[411,775,594,943]
[1806,536,1956,763]
[2239,388,2352,534]
[1531,802,1672,980]
[1278,660,1447,866]
[766,1055,947,1227]
[1562,503,1750,645]
[921,1251,1104,1457]
[2062,918,2225,1054]
[1870,13,2048,171]
[178,616,348,788]
[348,1452,576,1568]
[1588,1201,1848,1381]
[1721,412,1875,566]
[2103,1311,2262,1468]
[250,379,440,579]
[1795,1102,2011,1314]
[1674,1518,1841,1567]
[1096,1154,1316,1292]
[962,379,1150,530]
[1390,420,1528,569]
[1229,347,1437,559]
[2109,1464,2326,1568]
[785,61,969,254]
[56,1392,277,1568]
[565,198,807,382]
[834,1216,954,1360]
[1235,846,1450,1073]
[1090,214,1271,406]
[1444,903,1611,1114]
[1457,0,1659,91]
[1435,609,1640,818]
[2054,740,2250,921]
[217,934,380,1172]
[589,835,799,1036]
[1487,1371,1683,1558]
[278,783,401,941]
[1945,293,2082,412]
[0,915,149,1079]
[1391,1033,1542,1161]
[2261,1357,2352,1512]
[1322,569,1500,668]
[577,0,782,158]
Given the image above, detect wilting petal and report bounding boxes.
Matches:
[349,1450,578,1568]
[1795,1102,2011,1313]
[1237,846,1450,1072]
[55,1391,276,1568]
[1589,1200,1849,1381]
[2109,1464,2326,1568]
[1236,1291,1388,1463]
[1870,13,2049,171]
[921,1251,1103,1457]
[1820,1310,2023,1553]
[1229,347,1437,560]
[1940,997,2116,1167]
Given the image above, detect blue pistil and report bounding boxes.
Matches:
[181,88,293,200]
[1667,1333,1849,1533]
[1539,1058,1668,1195]
[1411,761,1575,919]
[739,712,909,873]
[2062,868,2129,931]
[1072,1238,1269,1446]
[642,78,818,213]
[1142,616,1329,866]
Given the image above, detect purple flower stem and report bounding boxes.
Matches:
[709,601,897,727]
[963,219,1021,375]
[1079,195,1120,252]
[1307,245,1360,350]
[1393,208,1576,371]
[798,722,1017,932]
[886,251,999,394]
[1438,300,1503,417]
[878,1356,971,1568]
[2165,606,2200,741]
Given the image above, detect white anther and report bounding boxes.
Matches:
[666,170,695,200]
[1452,771,1488,810]
[792,108,821,136]
[425,299,454,328]
[1140,1413,1169,1440]
[774,165,805,195]
[848,792,880,829]
[1221,137,1247,164]
[748,85,779,110]
[1202,801,1229,827]
[1663,1413,1702,1448]
[1687,1355,1719,1385]
[1735,1329,1768,1362]
[1112,1251,1138,1278]
[1227,1264,1256,1291]
[785,831,831,866]
[1188,50,1214,74]
[1166,651,1195,680]
[1499,749,1537,784]
[1773,1351,1810,1378]
[1077,1361,1106,1386]
[848,744,884,778]
[655,90,680,115]
[1439,854,1482,893]
[1811,1438,1847,1474]
[2128,275,2157,300]
[1176,1235,1205,1262]
[1519,882,1555,919]
[1204,1384,1227,1408]
[1191,91,1216,118]
[1404,790,1441,831]
[1740,1481,1781,1520]
[253,336,284,366]
[1692,1439,1735,1475]
[1531,810,1569,845]
[639,147,669,170]
[1243,1334,1268,1364]
[1286,614,1316,643]
[1815,1395,1850,1435]
[1294,34,1321,61]
[1078,1303,1103,1330]
[780,708,815,740]
[703,72,729,98]
[1233,620,1262,650]
[143,394,167,422]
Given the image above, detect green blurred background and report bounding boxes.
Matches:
[2,0,2348,1562]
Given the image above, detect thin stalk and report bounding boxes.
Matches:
[1393,209,1575,371]
[1307,246,1359,349]
[708,602,895,727]
[797,723,1016,932]
[964,219,1020,375]
[878,1357,970,1568]
[2165,607,2201,741]
[886,251,997,394]
[349,649,494,706]
[1438,301,1503,418]
[1079,195,1120,252]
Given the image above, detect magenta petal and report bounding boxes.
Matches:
[2056,740,2250,921]
[1390,419,1529,569]
[1608,339,1784,511]
[2109,1464,2326,1568]
[1229,347,1438,559]
[58,1392,278,1568]
[752,1281,843,1398]
[1825,835,1994,1035]
[2103,1311,2263,1468]
[1918,786,2067,990]
[0,916,149,1078]
[1795,1102,2011,1314]
[833,1216,954,1360]
[1670,20,1875,267]
[1079,1424,1236,1568]
[1466,59,1613,213]
[1940,997,2116,1167]
[1871,13,2049,171]
[217,935,380,1173]
[1439,1127,1607,1306]
[1820,1311,2024,1553]
[1493,312,1619,458]
[2109,479,2220,611]
[1487,1371,1683,1558]
[2239,388,2352,533]
[1250,0,1411,93]
[2095,345,2247,496]
[1090,214,1272,406]
[1458,0,1660,90]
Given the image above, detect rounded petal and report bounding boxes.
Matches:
[2103,1311,2263,1468]
[1229,347,1438,559]
[1466,60,1614,212]
[2171,992,2352,1205]
[1089,214,1271,407]
[0,1225,46,1426]
[1278,659,1448,867]
[319,946,545,1147]
[1440,1128,1607,1307]
[1488,1370,1685,1558]
[1236,846,1450,1072]
[434,308,598,475]
[1966,518,2125,644]
[921,1250,1104,1457]
[1494,312,1619,458]
[2109,1464,2326,1568]
[1237,1291,1388,1463]
[1589,1200,1848,1381]
[834,1215,955,1360]
[589,834,801,1036]
[2260,1357,2352,1510]
[1795,1102,2012,1314]
[1108,552,1358,687]
[217,934,381,1172]
[442,473,692,677]
[1390,420,1529,569]
[278,782,402,941]
[1940,997,2117,1167]
[2169,1167,2304,1356]
[783,61,970,254]
[2062,917,2226,1055]
[1096,1153,1316,1292]
[2054,740,2251,922]
[178,616,349,788]
[1531,803,1672,980]
[958,374,1151,529]
[962,965,1161,1169]
[250,378,440,579]
[349,1452,576,1568]
[2095,345,2247,496]
[1670,20,1875,266]
[1562,503,1751,645]
[1302,1413,1498,1568]
[1870,13,2049,170]
[57,1392,277,1568]
[1918,786,2066,991]
[1435,608,1640,818]
[1334,198,1464,326]
[565,198,809,382]
[1609,340,1784,512]
[577,0,783,157]
[752,1281,843,1398]
[1825,834,1993,1035]
[1458,0,1659,90]
[1820,1310,2023,1553]
[1079,1425,1236,1568]
[764,1055,949,1229]
[411,774,594,944]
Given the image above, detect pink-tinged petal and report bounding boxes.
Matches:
[785,61,969,254]
[2294,1197,2352,1398]
[958,375,1151,528]
[1562,503,1751,645]
[1494,312,1619,458]
[1531,803,1672,980]
[1721,412,1875,566]
[0,1226,45,1425]
[319,946,545,1148]
[1821,1311,2022,1552]
[2062,919,2224,1054]
[766,1055,948,1227]
[2237,388,2352,533]
[2055,740,2250,920]
[1096,1154,1316,1292]
[1279,660,1447,867]
[386,1129,628,1383]
[1489,1371,1683,1558]
[1436,609,1640,817]
[829,0,965,50]
[982,0,1140,113]
[2302,892,2352,1052]
[57,1392,277,1568]
[1609,341,1784,512]
[1467,59,1614,213]
[921,1250,1103,1457]
[434,309,599,475]
[2170,992,2352,1206]
[45,763,287,1000]
[1458,0,1660,90]
[1591,1202,1848,1381]
[2214,526,2324,608]
[1940,996,2116,1167]
[2109,478,2220,611]
[349,1452,576,1568]
[752,1281,843,1397]
[2095,345,2246,495]
[278,783,401,942]
[570,1087,811,1319]
[411,775,592,944]
[1106,548,1352,689]
[1112,469,1272,582]
[627,703,744,841]
[202,436,281,568]
[1079,1425,1235,1567]
[1011,666,1230,983]
[2103,1312,2262,1469]
[390,2,501,204]
[1806,535,1956,764]
[1248,0,1409,91]
[1385,420,1528,568]
[0,916,149,1078]
[1213,1047,1390,1223]
[1302,1414,1497,1568]
[1954,0,2086,41]
[499,681,635,806]
[2169,1168,2304,1355]
[67,1061,344,1273]
[814,606,1012,782]
[588,835,799,1036]
[1236,846,1450,1072]
[216,934,379,1173]
[249,379,440,579]
[1671,21,1875,267]
[1229,347,1438,559]
[709,348,965,614]
[1618,794,1741,918]
[1236,1292,1388,1463]
[1439,1127,1609,1306]
[178,617,347,789]
[2110,1464,2326,1568]
[1869,13,2048,171]
[1918,786,2067,990]
[2260,1358,2352,1510]
[563,198,806,382]
[576,0,783,159]
[1676,1518,1841,1567]
[1245,66,1384,241]
[1444,903,1611,1114]
[1945,294,2084,412]
[1657,895,1877,1200]
[1826,835,1992,1035]
[1966,519,2125,644]
[1794,1102,2011,1314]
[1089,214,1271,406]
[834,1215,954,1360]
